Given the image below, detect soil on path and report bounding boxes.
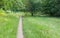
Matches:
[17,16,24,38]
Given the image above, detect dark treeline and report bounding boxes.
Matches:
[0,0,60,16]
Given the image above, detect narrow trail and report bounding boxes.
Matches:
[17,16,24,38]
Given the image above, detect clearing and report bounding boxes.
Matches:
[23,17,60,38]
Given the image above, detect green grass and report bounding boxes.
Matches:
[0,15,19,38]
[23,17,60,38]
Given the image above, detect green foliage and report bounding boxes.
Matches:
[39,0,60,16]
[0,9,6,16]
[0,0,60,16]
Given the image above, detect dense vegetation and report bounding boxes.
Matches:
[0,0,60,38]
[0,0,60,16]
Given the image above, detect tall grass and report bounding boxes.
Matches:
[23,17,60,38]
[0,13,19,38]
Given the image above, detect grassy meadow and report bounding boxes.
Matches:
[23,17,60,38]
[0,12,19,38]
[0,9,60,38]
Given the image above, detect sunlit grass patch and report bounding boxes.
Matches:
[0,15,19,38]
[23,17,60,38]
[0,9,7,16]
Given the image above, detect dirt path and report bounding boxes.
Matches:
[17,16,24,38]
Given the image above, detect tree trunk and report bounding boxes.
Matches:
[31,12,33,16]
[50,13,54,16]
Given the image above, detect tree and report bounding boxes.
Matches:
[0,0,4,9]
[39,0,60,16]
[22,0,41,16]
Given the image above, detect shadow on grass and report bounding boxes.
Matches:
[23,15,60,18]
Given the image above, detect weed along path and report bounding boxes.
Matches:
[17,16,24,38]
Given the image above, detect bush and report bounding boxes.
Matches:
[0,9,6,16]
